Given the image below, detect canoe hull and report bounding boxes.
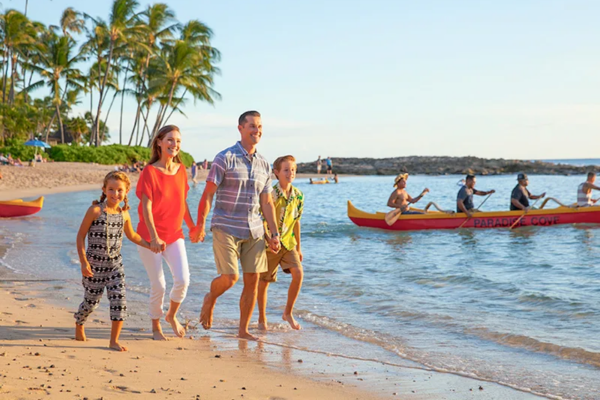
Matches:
[0,197,44,218]
[347,201,600,231]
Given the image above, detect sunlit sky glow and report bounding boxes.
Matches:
[18,0,600,162]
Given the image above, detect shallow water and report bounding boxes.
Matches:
[2,174,600,399]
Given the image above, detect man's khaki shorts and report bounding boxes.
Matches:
[260,248,302,283]
[212,228,268,275]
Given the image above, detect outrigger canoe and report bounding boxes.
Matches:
[347,200,600,231]
[0,197,44,218]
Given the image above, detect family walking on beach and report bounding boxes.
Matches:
[74,111,305,350]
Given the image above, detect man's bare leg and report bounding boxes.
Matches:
[151,318,168,341]
[200,274,238,329]
[109,321,128,352]
[257,280,270,331]
[75,324,87,341]
[239,272,260,340]
[165,300,185,338]
[282,266,303,330]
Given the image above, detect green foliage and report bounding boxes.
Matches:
[49,143,194,166]
[0,142,194,166]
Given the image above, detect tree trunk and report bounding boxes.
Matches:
[99,91,118,144]
[127,101,141,146]
[55,103,65,144]
[2,48,10,104]
[119,60,131,145]
[9,53,18,105]
[92,41,115,147]
[164,88,188,125]
[45,112,57,142]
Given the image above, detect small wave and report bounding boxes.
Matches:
[518,292,585,308]
[467,326,600,368]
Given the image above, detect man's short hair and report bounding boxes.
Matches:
[273,155,296,171]
[588,172,596,179]
[238,110,261,126]
[465,174,475,181]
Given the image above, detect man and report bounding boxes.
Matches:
[326,156,333,174]
[577,172,600,207]
[387,173,429,214]
[191,111,280,341]
[316,156,322,174]
[510,173,545,211]
[457,174,495,216]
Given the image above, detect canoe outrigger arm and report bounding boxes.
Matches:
[423,202,455,214]
[539,197,577,209]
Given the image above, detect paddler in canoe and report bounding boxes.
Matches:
[510,173,546,211]
[577,172,600,207]
[456,174,495,217]
[385,173,429,225]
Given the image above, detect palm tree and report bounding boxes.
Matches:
[66,115,89,144]
[146,20,220,142]
[59,7,85,37]
[29,33,84,143]
[83,0,142,147]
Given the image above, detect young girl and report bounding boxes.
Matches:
[74,171,157,352]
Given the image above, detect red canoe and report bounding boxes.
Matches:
[347,200,600,231]
[0,197,44,218]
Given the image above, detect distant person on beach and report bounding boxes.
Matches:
[387,173,429,214]
[136,125,196,341]
[510,173,546,211]
[316,155,322,174]
[191,111,280,341]
[74,171,154,352]
[202,159,208,170]
[456,175,495,216]
[258,155,305,331]
[326,156,333,174]
[191,162,198,184]
[577,172,600,207]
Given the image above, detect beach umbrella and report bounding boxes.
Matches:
[24,139,51,149]
[24,139,51,157]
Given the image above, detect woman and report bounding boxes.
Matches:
[136,125,195,340]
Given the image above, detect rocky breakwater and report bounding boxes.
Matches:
[297,156,600,176]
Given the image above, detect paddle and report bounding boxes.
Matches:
[384,208,403,226]
[509,197,542,230]
[457,192,493,229]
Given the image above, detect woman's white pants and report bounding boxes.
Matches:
[137,238,190,320]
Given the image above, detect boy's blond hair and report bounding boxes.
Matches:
[273,155,296,172]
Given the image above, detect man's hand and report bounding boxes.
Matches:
[268,236,281,253]
[81,262,93,278]
[524,206,531,211]
[488,189,496,195]
[422,188,430,196]
[466,210,473,218]
[541,192,546,198]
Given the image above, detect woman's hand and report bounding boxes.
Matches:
[151,237,166,253]
[81,262,93,278]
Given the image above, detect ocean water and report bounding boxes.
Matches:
[540,158,600,167]
[2,174,600,399]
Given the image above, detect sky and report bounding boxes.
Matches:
[11,0,600,162]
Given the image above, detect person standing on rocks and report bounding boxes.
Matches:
[326,157,333,175]
[316,156,322,174]
[191,110,281,341]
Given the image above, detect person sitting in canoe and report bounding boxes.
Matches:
[387,173,429,214]
[577,172,600,207]
[457,174,495,216]
[510,173,545,211]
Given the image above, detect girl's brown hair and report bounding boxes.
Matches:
[93,171,132,211]
[149,125,182,165]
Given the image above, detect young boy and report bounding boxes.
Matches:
[258,155,304,331]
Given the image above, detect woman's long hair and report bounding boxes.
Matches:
[149,125,183,165]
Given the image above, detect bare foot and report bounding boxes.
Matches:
[152,329,168,341]
[238,331,260,341]
[165,314,186,338]
[75,324,87,341]
[258,320,268,331]
[109,341,128,352]
[199,293,215,330]
[283,313,302,330]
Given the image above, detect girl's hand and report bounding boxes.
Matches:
[151,237,166,253]
[81,262,93,278]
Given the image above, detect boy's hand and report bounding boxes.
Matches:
[268,236,281,253]
[297,249,303,262]
[190,224,206,243]
[81,262,93,278]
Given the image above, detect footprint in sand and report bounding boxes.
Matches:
[14,320,28,324]
[2,312,13,315]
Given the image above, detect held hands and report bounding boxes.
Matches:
[189,224,206,243]
[150,237,166,253]
[81,261,93,278]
